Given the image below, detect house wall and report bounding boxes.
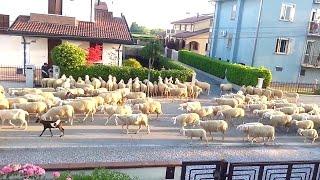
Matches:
[194,19,211,31]
[211,0,316,82]
[102,43,123,66]
[0,35,24,66]
[62,40,90,50]
[184,32,209,55]
[26,37,48,66]
[299,68,320,83]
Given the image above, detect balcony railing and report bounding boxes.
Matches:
[308,22,320,35]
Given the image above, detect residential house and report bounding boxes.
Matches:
[0,0,133,67]
[210,0,320,83]
[168,15,213,55]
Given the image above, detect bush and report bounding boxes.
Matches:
[123,58,143,68]
[58,169,134,180]
[62,57,194,83]
[51,42,87,71]
[178,50,272,87]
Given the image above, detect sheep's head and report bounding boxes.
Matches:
[297,128,303,135]
[61,74,67,80]
[291,120,298,126]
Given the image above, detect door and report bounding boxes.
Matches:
[48,39,62,67]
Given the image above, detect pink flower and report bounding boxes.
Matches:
[66,177,72,180]
[36,167,45,176]
[0,170,4,175]
[1,165,13,174]
[12,164,21,172]
[53,171,60,178]
[26,168,34,177]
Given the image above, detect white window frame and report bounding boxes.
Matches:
[279,3,296,22]
[230,3,237,20]
[314,0,320,4]
[226,33,233,48]
[305,40,314,55]
[275,37,290,55]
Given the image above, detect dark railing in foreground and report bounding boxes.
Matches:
[270,81,319,94]
[34,160,320,180]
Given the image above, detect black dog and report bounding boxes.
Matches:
[36,118,64,137]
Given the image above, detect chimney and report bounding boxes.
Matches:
[48,0,63,15]
[30,13,77,26]
[0,14,9,30]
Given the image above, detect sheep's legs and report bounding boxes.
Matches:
[210,132,214,141]
[146,125,150,134]
[9,120,16,128]
[82,113,89,122]
[126,124,130,134]
[59,127,64,137]
[91,112,94,122]
[104,118,109,126]
[136,124,142,134]
[222,132,225,141]
[49,128,53,137]
[39,128,47,137]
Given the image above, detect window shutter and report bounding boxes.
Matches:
[289,5,296,21]
[288,38,295,54]
[280,5,286,20]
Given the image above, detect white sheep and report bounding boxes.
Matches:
[181,127,208,144]
[212,98,238,108]
[219,83,232,95]
[216,108,245,122]
[63,99,96,123]
[0,109,29,130]
[301,103,318,113]
[211,105,233,116]
[291,113,310,121]
[133,101,162,117]
[91,78,102,89]
[126,92,146,99]
[111,113,150,134]
[99,91,123,105]
[247,125,275,144]
[198,120,228,141]
[7,97,28,109]
[193,106,214,119]
[172,113,200,132]
[297,128,318,143]
[291,120,314,130]
[305,115,320,129]
[0,98,9,110]
[276,107,299,115]
[169,87,188,98]
[98,104,133,125]
[195,80,210,95]
[236,122,264,141]
[246,104,268,112]
[40,105,74,125]
[13,102,47,119]
[269,114,292,131]
[284,92,299,103]
[178,101,202,112]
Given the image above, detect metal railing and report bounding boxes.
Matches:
[0,65,42,87]
[270,81,319,94]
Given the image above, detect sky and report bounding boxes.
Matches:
[0,0,214,29]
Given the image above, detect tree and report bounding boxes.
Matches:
[130,22,149,34]
[150,28,164,35]
[140,40,163,80]
[87,45,102,64]
[51,42,86,71]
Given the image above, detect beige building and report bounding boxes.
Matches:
[169,15,213,55]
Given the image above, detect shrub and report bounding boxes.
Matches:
[123,58,143,68]
[178,50,272,87]
[58,168,134,180]
[51,42,87,71]
[62,57,193,83]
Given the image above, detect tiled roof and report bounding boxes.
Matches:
[171,15,213,24]
[173,28,210,38]
[8,8,133,44]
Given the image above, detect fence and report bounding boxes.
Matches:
[270,81,320,94]
[0,65,42,87]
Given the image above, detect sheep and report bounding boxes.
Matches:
[212,97,238,108]
[198,120,228,141]
[132,79,140,92]
[253,109,275,118]
[262,111,285,120]
[53,77,66,89]
[274,102,297,108]
[127,98,153,105]
[169,88,188,98]
[178,101,202,112]
[211,105,233,116]
[195,80,210,95]
[98,77,107,88]
[0,109,29,130]
[133,101,162,117]
[0,98,9,110]
[308,108,320,115]
[40,105,74,125]
[193,106,214,119]
[270,89,283,99]
[117,79,126,89]
[84,75,91,85]
[145,81,154,97]
[291,113,310,121]
[115,88,130,98]
[36,118,64,137]
[7,98,28,109]
[297,128,318,143]
[181,127,208,144]
[246,104,268,112]
[99,91,123,105]
[269,114,292,130]
[69,76,76,87]
[262,89,272,100]
[216,108,245,123]
[284,92,299,103]
[191,85,202,99]
[275,107,299,115]
[158,82,169,97]
[126,78,133,91]
[253,87,263,96]
[297,106,306,114]
[91,77,102,89]
[41,78,53,88]
[126,92,146,99]
[77,77,85,84]
[74,83,94,94]
[64,99,96,123]
[305,115,320,129]
[23,94,45,102]
[61,78,71,89]
[98,104,133,125]
[301,103,318,113]
[92,88,109,96]
[13,102,47,119]
[236,122,264,141]
[172,113,200,132]
[291,120,314,130]
[247,125,275,144]
[76,96,104,108]
[219,83,232,95]
[245,86,254,95]
[140,82,147,94]
[111,113,150,134]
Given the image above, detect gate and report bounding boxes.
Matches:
[181,161,320,180]
[0,65,42,87]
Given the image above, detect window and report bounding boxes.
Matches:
[231,4,237,20]
[226,33,233,48]
[275,38,289,54]
[205,43,209,51]
[305,41,313,55]
[179,24,182,30]
[300,69,306,76]
[0,14,9,29]
[280,3,296,22]
[275,66,283,72]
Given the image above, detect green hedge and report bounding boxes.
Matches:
[62,57,194,83]
[178,50,272,87]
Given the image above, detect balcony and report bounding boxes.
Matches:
[301,54,320,68]
[308,22,320,36]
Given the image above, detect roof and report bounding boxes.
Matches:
[7,7,133,44]
[172,28,210,38]
[171,15,213,24]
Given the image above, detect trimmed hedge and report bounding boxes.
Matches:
[62,57,194,83]
[178,50,272,87]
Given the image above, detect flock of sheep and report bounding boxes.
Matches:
[0,73,319,145]
[174,84,320,144]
